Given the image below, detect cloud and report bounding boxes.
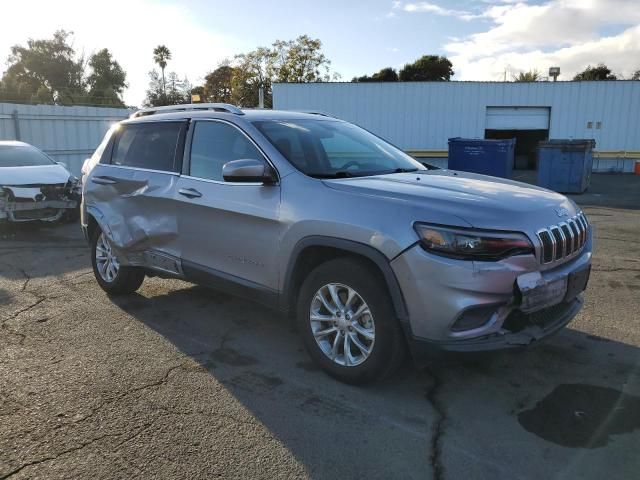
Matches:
[392,1,473,20]
[446,0,640,80]
[0,0,243,106]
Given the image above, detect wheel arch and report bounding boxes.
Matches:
[281,236,409,323]
[84,205,110,244]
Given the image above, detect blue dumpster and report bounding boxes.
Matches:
[447,138,515,178]
[537,139,595,193]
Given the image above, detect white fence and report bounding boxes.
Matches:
[0,103,130,175]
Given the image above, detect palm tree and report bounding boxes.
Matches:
[153,45,172,98]
[512,70,541,82]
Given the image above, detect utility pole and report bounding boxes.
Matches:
[258,87,264,109]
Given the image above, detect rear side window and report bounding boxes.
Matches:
[189,121,263,181]
[111,122,183,172]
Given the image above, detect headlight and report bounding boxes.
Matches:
[413,223,534,261]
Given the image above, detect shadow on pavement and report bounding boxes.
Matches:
[0,221,88,280]
[112,282,640,478]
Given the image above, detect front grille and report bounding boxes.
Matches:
[503,300,576,332]
[537,213,589,265]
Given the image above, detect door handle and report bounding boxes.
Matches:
[91,175,119,185]
[178,187,202,199]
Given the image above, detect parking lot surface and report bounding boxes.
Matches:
[1,174,639,479]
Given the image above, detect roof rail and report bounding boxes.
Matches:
[130,103,244,118]
[295,110,336,118]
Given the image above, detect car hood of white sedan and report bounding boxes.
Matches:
[0,164,72,186]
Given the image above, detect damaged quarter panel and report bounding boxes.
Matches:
[83,121,186,273]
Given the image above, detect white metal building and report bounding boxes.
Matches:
[273,81,640,173]
[0,103,130,175]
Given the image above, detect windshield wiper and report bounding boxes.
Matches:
[393,167,419,173]
[307,171,356,179]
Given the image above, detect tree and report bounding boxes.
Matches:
[632,69,640,80]
[0,31,128,106]
[153,45,172,98]
[399,55,453,81]
[143,70,190,107]
[0,30,85,104]
[573,64,617,81]
[229,35,337,107]
[232,47,274,107]
[512,70,541,82]
[86,48,127,106]
[202,63,235,103]
[353,67,399,82]
[270,35,333,83]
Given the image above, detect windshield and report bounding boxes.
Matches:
[253,119,424,178]
[0,145,56,167]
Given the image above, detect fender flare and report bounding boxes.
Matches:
[281,236,409,323]
[84,205,111,241]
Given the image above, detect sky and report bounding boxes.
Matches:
[1,0,638,106]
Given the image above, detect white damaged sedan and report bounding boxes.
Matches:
[0,141,80,224]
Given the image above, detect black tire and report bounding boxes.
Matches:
[90,228,145,295]
[296,257,405,384]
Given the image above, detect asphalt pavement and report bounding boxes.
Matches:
[1,174,639,479]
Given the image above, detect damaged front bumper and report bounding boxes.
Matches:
[391,230,592,364]
[406,296,583,361]
[0,184,79,223]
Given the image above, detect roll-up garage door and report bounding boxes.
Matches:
[486,107,550,130]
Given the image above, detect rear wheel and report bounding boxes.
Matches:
[91,229,144,295]
[296,258,405,384]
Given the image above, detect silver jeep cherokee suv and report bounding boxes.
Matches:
[81,103,592,384]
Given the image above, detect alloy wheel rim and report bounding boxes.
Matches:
[309,283,375,367]
[95,232,119,283]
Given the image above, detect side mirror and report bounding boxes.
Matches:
[222,159,277,184]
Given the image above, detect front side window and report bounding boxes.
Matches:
[189,121,264,181]
[111,122,182,172]
[253,119,423,178]
[0,145,55,167]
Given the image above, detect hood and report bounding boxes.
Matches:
[323,170,578,231]
[0,164,72,187]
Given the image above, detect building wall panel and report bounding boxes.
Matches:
[0,103,129,175]
[273,81,640,172]
[274,81,639,151]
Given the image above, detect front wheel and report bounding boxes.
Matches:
[91,229,145,295]
[296,258,405,384]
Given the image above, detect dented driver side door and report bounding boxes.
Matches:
[84,121,187,274]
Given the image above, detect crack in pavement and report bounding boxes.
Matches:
[49,362,187,431]
[2,362,190,476]
[18,268,30,292]
[152,403,269,432]
[1,297,46,344]
[0,430,123,479]
[424,366,446,480]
